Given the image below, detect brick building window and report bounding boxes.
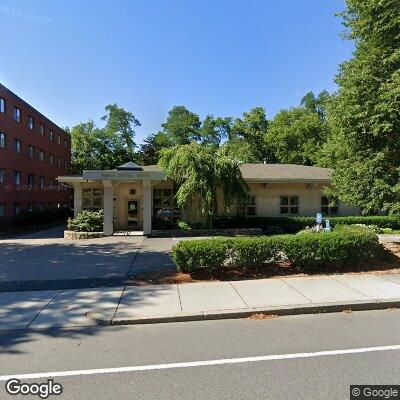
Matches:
[0,132,6,148]
[13,107,21,122]
[28,174,35,187]
[49,130,54,141]
[49,154,54,164]
[0,204,5,217]
[0,168,5,183]
[39,149,45,162]
[13,203,21,215]
[14,138,22,153]
[64,139,67,147]
[0,98,5,114]
[39,176,45,189]
[27,202,34,212]
[28,145,35,158]
[39,124,45,135]
[38,202,44,211]
[57,135,61,145]
[280,196,299,215]
[28,116,34,130]
[13,171,21,185]
[57,156,61,167]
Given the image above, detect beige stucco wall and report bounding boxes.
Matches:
[213,182,360,220]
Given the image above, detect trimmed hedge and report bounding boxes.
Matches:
[171,228,384,272]
[213,215,400,234]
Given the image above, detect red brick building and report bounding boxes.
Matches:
[0,83,71,221]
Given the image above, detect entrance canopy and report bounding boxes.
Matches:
[57,163,167,236]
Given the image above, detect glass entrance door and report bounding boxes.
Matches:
[127,200,139,229]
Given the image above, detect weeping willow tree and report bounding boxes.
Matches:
[158,143,249,227]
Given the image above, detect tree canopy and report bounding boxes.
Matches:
[158,143,249,226]
[70,104,140,173]
[324,0,400,214]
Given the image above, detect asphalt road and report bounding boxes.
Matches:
[0,309,399,399]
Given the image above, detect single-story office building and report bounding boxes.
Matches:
[57,162,359,236]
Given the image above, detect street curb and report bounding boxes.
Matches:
[87,299,400,326]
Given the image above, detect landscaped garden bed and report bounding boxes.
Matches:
[129,226,400,285]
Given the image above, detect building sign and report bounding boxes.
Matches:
[83,170,166,181]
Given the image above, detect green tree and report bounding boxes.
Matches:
[161,106,201,145]
[231,107,275,163]
[158,143,249,226]
[70,104,141,173]
[326,0,400,214]
[101,103,140,161]
[199,115,233,145]
[137,132,170,165]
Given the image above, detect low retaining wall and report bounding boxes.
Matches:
[150,228,262,238]
[64,230,105,240]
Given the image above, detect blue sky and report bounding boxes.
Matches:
[0,0,353,144]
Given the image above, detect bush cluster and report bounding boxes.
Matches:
[0,208,72,229]
[67,210,103,232]
[213,215,400,234]
[171,228,384,272]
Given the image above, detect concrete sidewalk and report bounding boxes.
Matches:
[2,272,400,330]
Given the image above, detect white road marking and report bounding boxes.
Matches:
[1,344,399,381]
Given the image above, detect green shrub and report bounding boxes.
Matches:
[67,210,103,232]
[171,229,384,273]
[171,238,231,272]
[213,215,400,234]
[177,221,192,231]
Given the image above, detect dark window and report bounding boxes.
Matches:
[49,130,54,141]
[0,98,5,114]
[0,168,5,183]
[28,116,34,130]
[38,202,44,211]
[27,202,34,212]
[0,203,5,217]
[28,145,35,158]
[48,202,54,209]
[57,157,61,167]
[49,154,54,164]
[39,124,45,135]
[321,196,339,216]
[64,139,67,147]
[14,203,21,215]
[0,132,6,148]
[39,149,45,162]
[13,107,21,122]
[28,174,34,186]
[237,196,256,216]
[14,138,22,153]
[57,135,61,145]
[14,171,21,185]
[280,196,299,215]
[39,176,45,189]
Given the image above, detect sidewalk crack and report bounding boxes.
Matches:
[27,289,63,329]
[229,282,249,308]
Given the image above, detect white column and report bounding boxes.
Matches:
[103,184,114,236]
[143,180,152,235]
[73,184,83,218]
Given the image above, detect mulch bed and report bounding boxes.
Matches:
[128,242,400,286]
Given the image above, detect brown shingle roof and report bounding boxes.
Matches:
[239,163,331,182]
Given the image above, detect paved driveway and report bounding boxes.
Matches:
[0,226,175,286]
